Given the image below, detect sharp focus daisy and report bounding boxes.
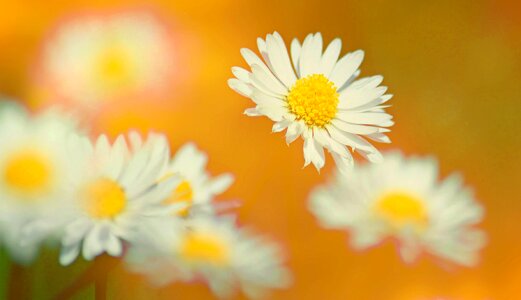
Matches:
[126,216,291,299]
[161,143,234,218]
[308,152,486,266]
[40,11,174,104]
[228,32,393,172]
[0,101,81,263]
[50,131,184,265]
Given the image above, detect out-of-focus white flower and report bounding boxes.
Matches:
[126,216,291,299]
[229,32,393,173]
[40,12,174,104]
[309,152,486,266]
[162,143,234,218]
[35,131,184,265]
[0,101,82,263]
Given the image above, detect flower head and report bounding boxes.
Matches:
[43,131,184,265]
[229,32,393,172]
[39,12,174,105]
[309,152,486,266]
[126,216,291,299]
[0,101,81,263]
[162,143,234,218]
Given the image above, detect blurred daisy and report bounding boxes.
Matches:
[53,132,184,265]
[229,32,393,172]
[126,216,291,299]
[40,12,174,104]
[0,102,81,263]
[162,143,234,217]
[309,152,485,266]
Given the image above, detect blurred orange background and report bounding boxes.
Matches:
[1,0,521,299]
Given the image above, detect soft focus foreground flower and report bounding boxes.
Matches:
[39,11,174,105]
[309,152,485,266]
[229,32,393,173]
[34,131,185,265]
[126,216,291,299]
[161,143,234,218]
[0,101,81,263]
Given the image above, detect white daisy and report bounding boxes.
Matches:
[309,152,486,266]
[228,32,393,172]
[52,131,183,265]
[162,143,234,218]
[0,101,82,263]
[40,11,174,104]
[126,216,291,299]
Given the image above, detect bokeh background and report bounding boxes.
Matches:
[1,0,520,299]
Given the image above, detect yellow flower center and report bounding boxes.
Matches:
[374,192,428,229]
[179,232,230,266]
[163,180,193,217]
[3,150,53,196]
[96,46,135,89]
[287,74,339,127]
[81,178,126,219]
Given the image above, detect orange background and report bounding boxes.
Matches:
[1,0,521,299]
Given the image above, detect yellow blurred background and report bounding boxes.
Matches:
[1,0,521,299]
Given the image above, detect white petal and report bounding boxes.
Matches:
[331,153,353,175]
[365,132,391,143]
[82,225,105,261]
[251,89,285,107]
[107,135,128,179]
[244,107,262,116]
[298,34,314,77]
[59,243,81,266]
[290,39,302,77]
[240,48,273,79]
[231,66,251,83]
[105,233,123,257]
[320,38,342,77]
[256,105,286,122]
[94,134,111,162]
[228,79,253,97]
[357,147,384,163]
[300,33,323,77]
[250,64,288,96]
[336,111,393,127]
[313,127,350,158]
[285,121,304,144]
[303,136,325,171]
[331,119,381,135]
[266,32,298,87]
[272,119,292,132]
[326,125,375,152]
[209,173,234,194]
[329,50,364,89]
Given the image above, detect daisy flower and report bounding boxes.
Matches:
[52,131,184,265]
[162,143,234,218]
[0,101,81,263]
[126,216,291,299]
[39,11,174,104]
[308,152,486,266]
[228,32,393,172]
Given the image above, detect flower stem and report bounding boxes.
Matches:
[7,262,31,300]
[95,275,107,300]
[52,255,118,300]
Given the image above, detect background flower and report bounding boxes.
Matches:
[309,152,486,266]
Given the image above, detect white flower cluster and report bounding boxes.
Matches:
[0,101,290,299]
